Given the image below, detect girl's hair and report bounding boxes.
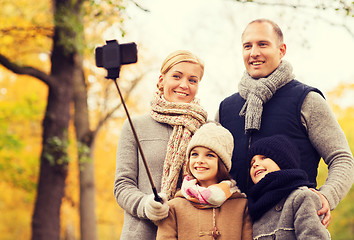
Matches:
[157,50,204,92]
[216,159,233,182]
[186,154,232,183]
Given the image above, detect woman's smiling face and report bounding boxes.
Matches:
[158,62,202,103]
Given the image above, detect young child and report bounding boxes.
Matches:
[248,135,331,240]
[156,122,252,240]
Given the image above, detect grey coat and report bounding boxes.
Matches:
[113,114,173,240]
[252,186,331,240]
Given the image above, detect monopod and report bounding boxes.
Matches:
[95,40,163,203]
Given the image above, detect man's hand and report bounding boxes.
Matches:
[310,188,331,228]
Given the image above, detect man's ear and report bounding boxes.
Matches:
[279,43,287,58]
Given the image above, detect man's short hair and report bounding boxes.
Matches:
[243,18,284,45]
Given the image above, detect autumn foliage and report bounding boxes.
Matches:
[0,0,353,239]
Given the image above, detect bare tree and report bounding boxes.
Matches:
[232,0,353,37]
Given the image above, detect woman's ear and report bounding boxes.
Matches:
[157,75,164,91]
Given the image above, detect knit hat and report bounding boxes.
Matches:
[249,135,300,170]
[186,122,234,171]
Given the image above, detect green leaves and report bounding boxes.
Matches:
[44,135,70,166]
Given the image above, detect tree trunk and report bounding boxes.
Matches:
[79,152,97,240]
[31,44,75,240]
[31,0,77,239]
[73,54,98,240]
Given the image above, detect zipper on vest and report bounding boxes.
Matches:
[246,134,252,192]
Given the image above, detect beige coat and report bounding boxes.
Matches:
[157,191,252,240]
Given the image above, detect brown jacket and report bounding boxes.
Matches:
[156,190,252,240]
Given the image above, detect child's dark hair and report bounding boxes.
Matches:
[216,158,233,182]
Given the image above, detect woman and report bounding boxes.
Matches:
[113,50,208,240]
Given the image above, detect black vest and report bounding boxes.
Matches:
[219,80,324,193]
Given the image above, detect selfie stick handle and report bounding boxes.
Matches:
[113,79,163,203]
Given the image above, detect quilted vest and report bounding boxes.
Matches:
[219,80,324,193]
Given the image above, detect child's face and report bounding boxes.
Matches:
[250,155,281,184]
[189,146,219,188]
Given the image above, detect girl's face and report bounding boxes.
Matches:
[158,62,202,103]
[250,155,281,184]
[189,146,219,188]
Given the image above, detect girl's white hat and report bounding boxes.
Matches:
[186,122,234,171]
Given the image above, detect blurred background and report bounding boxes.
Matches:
[0,0,353,239]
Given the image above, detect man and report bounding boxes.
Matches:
[217,19,353,227]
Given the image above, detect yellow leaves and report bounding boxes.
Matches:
[0,0,53,68]
[323,83,354,238]
[0,182,33,239]
[0,61,46,236]
[1,34,14,46]
[0,0,53,27]
[94,125,125,238]
[55,120,125,239]
[326,82,354,123]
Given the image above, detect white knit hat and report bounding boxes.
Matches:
[186,122,234,171]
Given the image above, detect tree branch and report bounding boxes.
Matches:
[232,0,354,38]
[129,0,150,12]
[234,0,339,12]
[0,53,52,86]
[317,16,354,38]
[0,26,53,38]
[94,73,144,133]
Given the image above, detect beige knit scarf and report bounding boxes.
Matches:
[150,91,208,200]
[238,60,295,134]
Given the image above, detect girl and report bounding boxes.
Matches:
[157,122,252,240]
[248,135,331,239]
[113,50,208,240]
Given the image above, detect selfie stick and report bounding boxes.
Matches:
[96,40,162,203]
[112,78,163,203]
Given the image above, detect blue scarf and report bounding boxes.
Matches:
[248,169,316,221]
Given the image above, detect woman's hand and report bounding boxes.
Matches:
[144,193,169,221]
[310,188,331,228]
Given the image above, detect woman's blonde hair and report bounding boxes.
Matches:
[160,50,204,76]
[157,50,204,92]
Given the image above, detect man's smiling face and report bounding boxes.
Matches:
[242,21,286,79]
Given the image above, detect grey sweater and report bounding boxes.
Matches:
[113,114,173,240]
[252,186,331,240]
[302,92,354,209]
